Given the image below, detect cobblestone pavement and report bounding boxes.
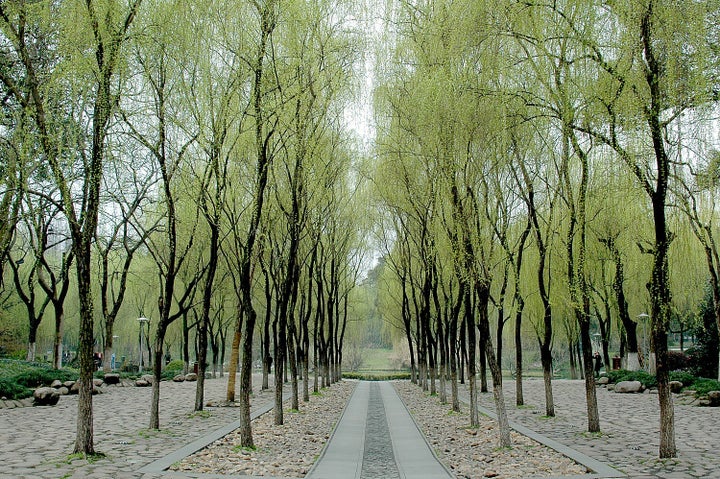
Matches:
[0,374,278,479]
[468,378,720,479]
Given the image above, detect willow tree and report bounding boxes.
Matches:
[259,0,359,420]
[375,0,515,446]
[122,0,212,430]
[507,0,604,432]
[678,153,720,380]
[171,0,248,411]
[0,0,142,454]
[571,0,720,458]
[228,0,278,448]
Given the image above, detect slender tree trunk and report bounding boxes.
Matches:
[478,285,511,447]
[465,291,478,427]
[514,307,524,406]
[53,311,64,370]
[238,306,256,447]
[225,323,241,402]
[74,253,96,454]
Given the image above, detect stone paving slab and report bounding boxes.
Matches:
[305,381,368,479]
[379,382,454,479]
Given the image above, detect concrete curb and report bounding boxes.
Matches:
[383,382,455,479]
[458,389,625,479]
[305,379,364,478]
[137,401,292,478]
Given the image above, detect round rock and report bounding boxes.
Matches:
[614,380,642,393]
[33,387,60,406]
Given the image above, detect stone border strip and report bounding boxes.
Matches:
[383,382,456,479]
[304,380,364,479]
[472,399,626,479]
[137,401,301,479]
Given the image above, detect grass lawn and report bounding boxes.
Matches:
[359,348,395,371]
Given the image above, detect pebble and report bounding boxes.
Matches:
[394,381,587,478]
[171,380,355,477]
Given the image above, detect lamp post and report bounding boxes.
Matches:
[138,317,150,373]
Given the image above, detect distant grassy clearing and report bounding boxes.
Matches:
[358,348,395,371]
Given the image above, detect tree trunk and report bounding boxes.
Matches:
[238,306,256,448]
[579,316,600,432]
[74,254,96,455]
[540,340,555,418]
[514,306,524,406]
[53,312,64,370]
[601,235,640,370]
[225,323,241,402]
[465,291,478,427]
[478,285,511,447]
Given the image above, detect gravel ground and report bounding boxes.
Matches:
[394,381,589,479]
[171,380,356,478]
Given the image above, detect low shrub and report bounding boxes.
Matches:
[0,377,32,400]
[14,368,75,389]
[669,371,696,386]
[666,350,692,372]
[0,360,77,400]
[165,359,184,373]
[606,369,657,388]
[690,378,720,396]
[609,369,720,397]
[342,371,411,381]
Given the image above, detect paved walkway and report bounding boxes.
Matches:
[0,374,277,479]
[467,378,720,479]
[307,381,453,479]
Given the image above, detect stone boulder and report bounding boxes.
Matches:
[33,387,60,406]
[708,391,720,407]
[92,378,104,388]
[614,380,643,393]
[135,379,150,387]
[57,386,69,395]
[51,379,63,389]
[184,373,198,382]
[69,381,81,395]
[173,374,186,382]
[63,380,75,389]
[669,381,683,393]
[141,374,155,384]
[103,373,121,385]
[596,376,610,385]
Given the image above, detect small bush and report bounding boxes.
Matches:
[13,367,76,388]
[667,350,692,372]
[606,369,657,388]
[690,378,720,396]
[342,372,411,381]
[608,369,720,396]
[165,359,184,373]
[0,377,32,400]
[0,360,77,400]
[669,371,696,386]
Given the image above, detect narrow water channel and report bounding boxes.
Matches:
[360,382,400,479]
